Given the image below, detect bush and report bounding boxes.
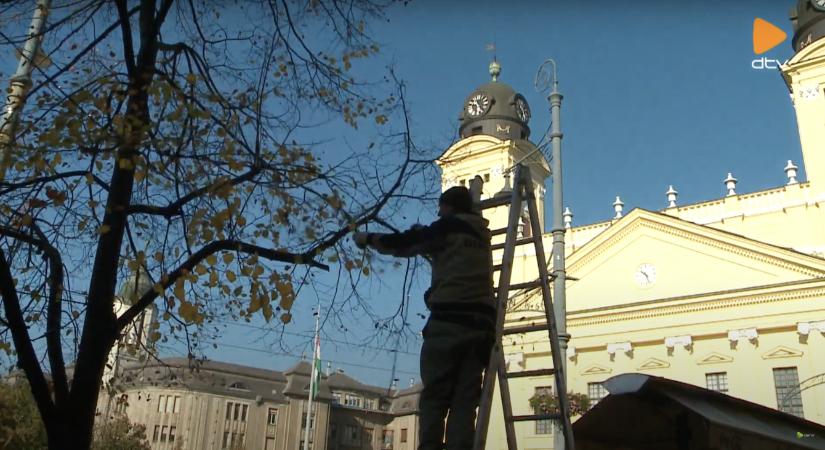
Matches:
[528,390,591,417]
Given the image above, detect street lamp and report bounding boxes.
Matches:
[535,58,572,450]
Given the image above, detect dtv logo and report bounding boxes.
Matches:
[751,18,788,70]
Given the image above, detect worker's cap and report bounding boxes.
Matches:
[439,186,473,213]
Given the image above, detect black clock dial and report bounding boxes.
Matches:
[515,96,530,123]
[466,93,490,117]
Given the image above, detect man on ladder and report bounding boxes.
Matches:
[353,185,495,450]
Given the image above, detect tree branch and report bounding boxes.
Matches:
[0,247,55,422]
[114,0,137,75]
[128,166,261,218]
[0,225,69,404]
[116,239,329,329]
[307,79,413,255]
[0,170,109,195]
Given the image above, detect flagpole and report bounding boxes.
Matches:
[302,306,321,450]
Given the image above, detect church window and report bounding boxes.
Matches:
[773,367,804,417]
[587,382,608,404]
[533,386,553,434]
[705,372,728,393]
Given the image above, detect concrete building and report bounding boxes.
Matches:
[437,2,825,449]
[97,357,421,450]
[97,272,422,450]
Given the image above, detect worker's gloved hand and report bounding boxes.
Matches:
[352,232,370,249]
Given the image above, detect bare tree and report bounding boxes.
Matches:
[0,1,435,448]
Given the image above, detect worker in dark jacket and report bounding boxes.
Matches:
[353,186,495,450]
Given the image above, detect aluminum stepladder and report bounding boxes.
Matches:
[471,164,575,450]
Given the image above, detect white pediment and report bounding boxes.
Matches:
[564,209,825,310]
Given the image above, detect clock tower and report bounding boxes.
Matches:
[783,0,825,191]
[437,61,550,232]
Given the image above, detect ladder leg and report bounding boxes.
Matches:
[496,351,518,450]
[473,169,525,450]
[525,188,576,450]
[474,338,499,449]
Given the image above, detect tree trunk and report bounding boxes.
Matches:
[47,313,118,450]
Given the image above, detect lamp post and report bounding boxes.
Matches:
[536,58,571,450]
[0,0,51,183]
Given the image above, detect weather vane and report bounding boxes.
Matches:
[485,42,497,60]
[486,43,500,81]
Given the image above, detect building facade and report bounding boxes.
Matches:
[438,2,825,449]
[96,357,421,450]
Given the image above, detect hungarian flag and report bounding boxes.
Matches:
[310,332,321,399]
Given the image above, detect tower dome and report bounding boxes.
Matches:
[791,0,825,51]
[118,268,153,305]
[459,61,531,140]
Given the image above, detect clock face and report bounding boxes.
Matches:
[466,92,491,117]
[634,263,656,288]
[514,96,530,123]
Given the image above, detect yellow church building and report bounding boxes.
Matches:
[438,2,825,449]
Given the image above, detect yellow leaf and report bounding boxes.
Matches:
[179,301,202,324]
[226,271,237,282]
[206,254,218,266]
[222,253,234,264]
[362,266,370,276]
[194,264,207,275]
[173,279,185,301]
[248,296,262,313]
[98,224,111,234]
[280,312,292,324]
[153,252,164,263]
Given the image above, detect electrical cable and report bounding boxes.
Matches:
[201,339,419,377]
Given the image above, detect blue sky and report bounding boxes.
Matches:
[1,1,807,389]
[206,0,807,387]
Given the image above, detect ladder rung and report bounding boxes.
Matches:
[510,413,562,422]
[505,368,555,379]
[491,227,508,236]
[491,237,535,252]
[479,196,512,210]
[508,280,544,291]
[503,324,546,335]
[493,264,502,272]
